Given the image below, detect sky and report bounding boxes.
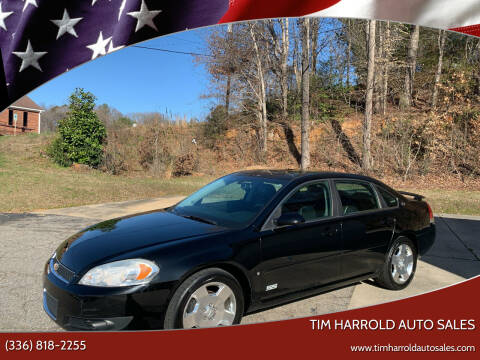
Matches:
[29,27,215,120]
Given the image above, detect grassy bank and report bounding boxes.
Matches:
[0,134,479,215]
[0,134,212,212]
[404,189,480,216]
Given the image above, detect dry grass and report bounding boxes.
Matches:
[403,189,480,216]
[0,134,212,212]
[0,134,479,215]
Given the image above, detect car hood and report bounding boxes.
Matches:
[56,210,225,273]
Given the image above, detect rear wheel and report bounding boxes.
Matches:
[164,268,244,329]
[374,237,417,290]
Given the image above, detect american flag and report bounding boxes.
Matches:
[0,0,229,111]
[1,0,480,112]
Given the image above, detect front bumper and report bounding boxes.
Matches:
[42,259,174,330]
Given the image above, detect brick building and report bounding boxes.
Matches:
[0,96,44,135]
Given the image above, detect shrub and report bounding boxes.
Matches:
[48,88,106,167]
[173,153,198,176]
[203,105,228,148]
[46,136,72,167]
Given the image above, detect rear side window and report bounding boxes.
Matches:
[281,181,331,221]
[335,181,379,215]
[376,186,399,208]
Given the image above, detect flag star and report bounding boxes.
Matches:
[107,40,124,54]
[127,0,162,32]
[0,3,13,31]
[118,0,126,21]
[51,9,83,39]
[22,0,38,12]
[91,0,111,6]
[12,40,47,72]
[86,31,112,60]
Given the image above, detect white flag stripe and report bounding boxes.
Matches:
[311,0,480,30]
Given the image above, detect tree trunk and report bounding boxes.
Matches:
[301,18,311,171]
[432,29,447,109]
[250,25,268,154]
[225,24,233,115]
[281,18,289,118]
[382,21,390,115]
[293,25,301,92]
[311,18,319,74]
[346,19,351,88]
[374,22,383,114]
[225,74,231,115]
[404,25,420,107]
[363,20,376,172]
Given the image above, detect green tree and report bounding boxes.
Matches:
[115,116,134,127]
[48,88,106,167]
[203,105,228,148]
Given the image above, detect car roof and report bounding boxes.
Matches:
[233,169,383,184]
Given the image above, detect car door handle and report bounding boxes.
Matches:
[321,228,338,237]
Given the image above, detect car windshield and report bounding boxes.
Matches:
[170,174,288,228]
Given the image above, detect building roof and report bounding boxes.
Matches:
[9,96,43,111]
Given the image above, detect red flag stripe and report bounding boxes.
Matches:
[220,0,341,23]
[450,24,480,37]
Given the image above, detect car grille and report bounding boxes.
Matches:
[52,258,76,283]
[43,290,58,320]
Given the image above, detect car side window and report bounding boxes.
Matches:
[280,181,331,222]
[376,186,399,208]
[335,181,379,215]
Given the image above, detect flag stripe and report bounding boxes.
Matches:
[220,0,340,23]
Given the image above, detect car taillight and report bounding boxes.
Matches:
[426,202,434,223]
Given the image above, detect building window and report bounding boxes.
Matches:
[23,112,28,127]
[8,110,13,126]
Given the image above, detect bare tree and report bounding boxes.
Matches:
[266,19,289,118]
[431,29,447,109]
[404,25,420,107]
[310,18,320,74]
[293,24,301,92]
[363,20,376,171]
[225,24,233,115]
[281,19,289,117]
[301,18,311,171]
[346,19,351,88]
[381,21,391,115]
[249,23,268,154]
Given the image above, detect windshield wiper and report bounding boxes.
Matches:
[179,214,218,226]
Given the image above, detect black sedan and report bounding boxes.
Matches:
[43,170,435,330]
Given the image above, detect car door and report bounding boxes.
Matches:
[258,180,342,299]
[334,180,395,280]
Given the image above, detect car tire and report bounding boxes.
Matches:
[374,237,418,290]
[163,268,244,329]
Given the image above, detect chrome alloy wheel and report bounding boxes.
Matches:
[391,244,414,284]
[182,282,237,328]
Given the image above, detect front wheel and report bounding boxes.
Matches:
[374,237,417,290]
[164,268,244,329]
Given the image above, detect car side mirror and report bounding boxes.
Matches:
[275,213,305,227]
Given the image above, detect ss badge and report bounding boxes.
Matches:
[266,283,278,291]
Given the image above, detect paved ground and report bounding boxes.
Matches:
[0,198,479,331]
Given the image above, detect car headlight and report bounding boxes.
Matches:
[78,259,159,287]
